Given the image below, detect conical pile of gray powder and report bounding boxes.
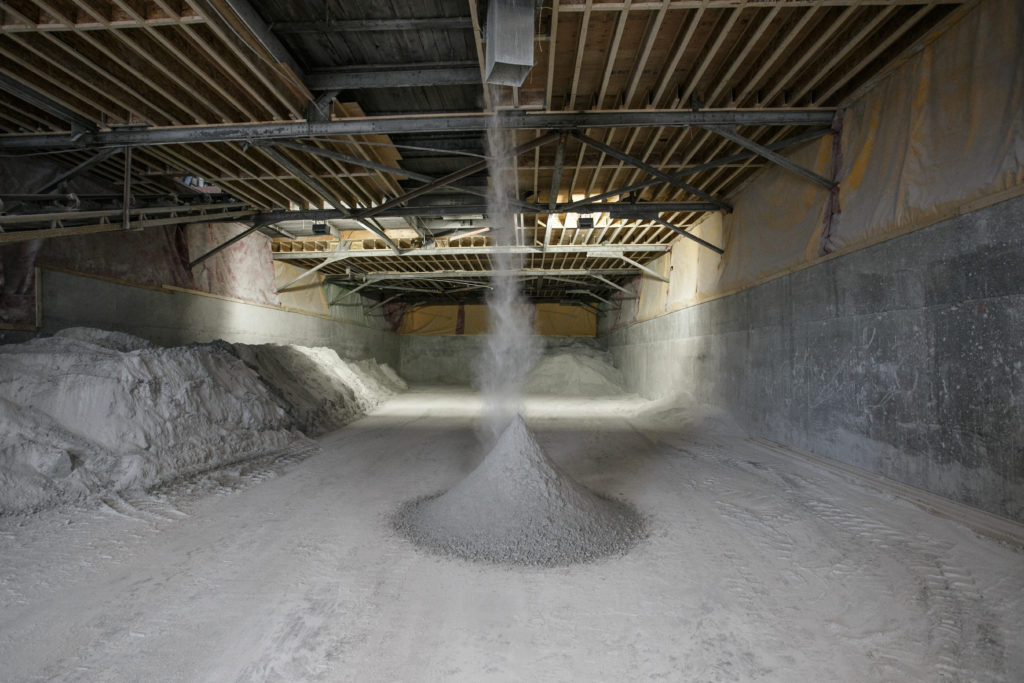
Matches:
[395,415,645,566]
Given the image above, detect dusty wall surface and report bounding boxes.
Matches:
[400,335,484,385]
[37,270,400,367]
[401,335,605,385]
[0,150,340,327]
[600,0,1024,521]
[0,149,397,358]
[606,196,1024,522]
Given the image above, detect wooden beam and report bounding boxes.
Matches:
[759,4,859,106]
[624,0,671,108]
[650,3,707,108]
[567,0,594,110]
[596,0,632,109]
[705,5,782,106]
[0,71,97,131]
[814,2,936,105]
[187,0,303,119]
[544,0,560,110]
[732,2,824,106]
[219,0,306,81]
[673,7,742,109]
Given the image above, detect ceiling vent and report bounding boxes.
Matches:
[485,0,535,87]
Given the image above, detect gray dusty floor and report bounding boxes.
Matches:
[1,388,1022,682]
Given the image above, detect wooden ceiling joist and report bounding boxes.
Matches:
[0,0,965,303]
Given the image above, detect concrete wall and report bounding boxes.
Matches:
[400,335,482,385]
[38,270,400,367]
[604,196,1024,522]
[401,335,606,385]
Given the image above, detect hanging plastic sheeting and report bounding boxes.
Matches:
[834,0,1024,250]
[621,0,1024,327]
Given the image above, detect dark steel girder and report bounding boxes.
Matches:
[268,141,536,214]
[220,0,307,82]
[306,63,481,90]
[260,145,400,251]
[269,17,474,33]
[187,224,263,269]
[351,132,560,222]
[570,132,732,212]
[562,128,831,211]
[253,201,721,224]
[346,268,642,282]
[0,110,836,151]
[653,218,725,255]
[703,125,836,189]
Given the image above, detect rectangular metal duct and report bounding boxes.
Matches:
[485,0,535,87]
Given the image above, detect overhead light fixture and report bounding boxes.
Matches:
[485,0,535,86]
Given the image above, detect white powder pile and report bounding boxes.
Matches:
[231,343,406,436]
[524,348,626,396]
[0,328,405,513]
[394,415,645,567]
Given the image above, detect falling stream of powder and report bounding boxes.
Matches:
[392,97,646,566]
[475,98,542,441]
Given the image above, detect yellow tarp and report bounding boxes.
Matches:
[623,0,1024,325]
[400,303,595,336]
[273,261,330,316]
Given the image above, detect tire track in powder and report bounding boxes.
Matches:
[801,497,1007,682]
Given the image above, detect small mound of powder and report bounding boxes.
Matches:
[394,415,645,567]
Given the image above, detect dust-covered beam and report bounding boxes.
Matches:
[0,110,836,151]
[562,128,831,210]
[272,243,671,261]
[350,268,641,282]
[653,218,724,255]
[269,17,474,33]
[306,63,481,90]
[220,0,306,81]
[260,146,400,253]
[254,200,719,224]
[703,126,835,189]
[570,132,732,212]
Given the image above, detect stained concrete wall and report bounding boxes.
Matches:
[400,335,482,385]
[401,335,605,385]
[604,196,1024,522]
[38,270,400,367]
